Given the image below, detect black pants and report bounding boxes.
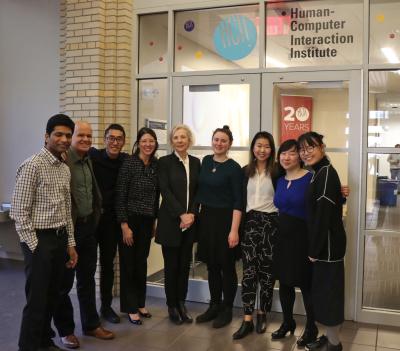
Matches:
[161,230,193,307]
[241,211,278,315]
[96,211,120,309]
[279,283,315,328]
[119,214,154,314]
[18,229,67,351]
[53,219,100,335]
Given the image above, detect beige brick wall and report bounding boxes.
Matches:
[61,0,134,298]
[60,0,132,148]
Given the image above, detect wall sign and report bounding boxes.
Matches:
[280,95,312,142]
[213,15,257,61]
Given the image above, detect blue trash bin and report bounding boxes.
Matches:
[378,180,398,206]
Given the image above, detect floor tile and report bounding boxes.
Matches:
[378,325,400,349]
[340,327,377,345]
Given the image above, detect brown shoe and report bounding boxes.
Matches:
[60,334,80,349]
[84,326,115,340]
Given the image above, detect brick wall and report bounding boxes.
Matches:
[60,0,134,297]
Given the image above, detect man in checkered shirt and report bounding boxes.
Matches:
[10,114,78,351]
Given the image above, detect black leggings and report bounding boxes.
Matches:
[279,282,315,328]
[207,259,238,308]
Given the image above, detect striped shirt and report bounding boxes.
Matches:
[10,147,75,252]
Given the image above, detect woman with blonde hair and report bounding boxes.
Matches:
[156,125,201,324]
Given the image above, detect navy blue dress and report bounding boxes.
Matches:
[274,172,313,287]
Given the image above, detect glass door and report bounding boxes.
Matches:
[160,74,260,303]
[262,70,362,320]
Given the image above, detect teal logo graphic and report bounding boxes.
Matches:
[213,15,257,61]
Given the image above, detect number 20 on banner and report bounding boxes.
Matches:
[280,95,313,142]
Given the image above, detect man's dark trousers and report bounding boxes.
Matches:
[53,217,100,335]
[18,229,67,351]
[97,210,120,309]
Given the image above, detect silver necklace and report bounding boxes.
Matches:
[212,157,228,173]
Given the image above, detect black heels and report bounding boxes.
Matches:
[168,307,184,325]
[128,314,142,325]
[178,301,193,324]
[271,320,296,339]
[256,313,267,334]
[297,325,318,347]
[138,309,152,318]
[232,321,254,340]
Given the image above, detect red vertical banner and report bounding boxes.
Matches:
[280,95,313,143]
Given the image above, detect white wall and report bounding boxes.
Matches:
[0,0,60,202]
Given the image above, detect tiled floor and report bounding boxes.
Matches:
[1,258,400,351]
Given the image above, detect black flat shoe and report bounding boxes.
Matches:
[196,303,220,323]
[232,320,254,340]
[101,306,120,324]
[297,325,318,347]
[138,309,152,318]
[178,301,193,324]
[128,314,142,325]
[271,320,296,339]
[256,313,267,334]
[168,307,184,325]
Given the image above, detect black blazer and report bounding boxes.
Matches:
[155,153,201,247]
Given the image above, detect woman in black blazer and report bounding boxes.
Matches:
[155,124,201,325]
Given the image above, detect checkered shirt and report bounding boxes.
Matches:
[10,147,75,252]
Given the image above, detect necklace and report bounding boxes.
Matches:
[212,157,228,173]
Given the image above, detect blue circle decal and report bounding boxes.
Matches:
[213,15,257,61]
[184,20,195,32]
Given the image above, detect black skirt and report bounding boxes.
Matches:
[274,213,312,287]
[312,260,344,326]
[196,205,240,265]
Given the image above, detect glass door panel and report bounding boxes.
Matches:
[262,70,361,319]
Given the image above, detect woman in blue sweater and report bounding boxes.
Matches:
[272,139,318,347]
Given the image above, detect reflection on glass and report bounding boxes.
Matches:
[139,13,168,73]
[368,71,400,147]
[175,5,259,72]
[183,84,250,147]
[370,0,400,64]
[266,0,363,68]
[138,79,168,131]
[366,153,400,231]
[363,234,400,311]
[272,81,349,148]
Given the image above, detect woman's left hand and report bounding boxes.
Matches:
[341,185,350,197]
[228,231,239,248]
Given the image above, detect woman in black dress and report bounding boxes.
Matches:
[272,139,317,347]
[115,127,160,325]
[195,125,243,329]
[298,132,346,351]
[155,124,201,325]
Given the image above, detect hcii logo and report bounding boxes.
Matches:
[213,15,257,61]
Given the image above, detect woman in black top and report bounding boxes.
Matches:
[115,127,160,325]
[195,126,243,329]
[298,132,346,351]
[155,125,201,325]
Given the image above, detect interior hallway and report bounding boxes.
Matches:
[1,258,400,351]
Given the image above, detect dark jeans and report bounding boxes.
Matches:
[18,229,67,351]
[96,211,120,309]
[53,218,100,335]
[161,230,193,307]
[119,214,154,314]
[279,282,315,328]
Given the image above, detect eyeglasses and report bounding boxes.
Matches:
[299,145,316,155]
[106,136,124,144]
